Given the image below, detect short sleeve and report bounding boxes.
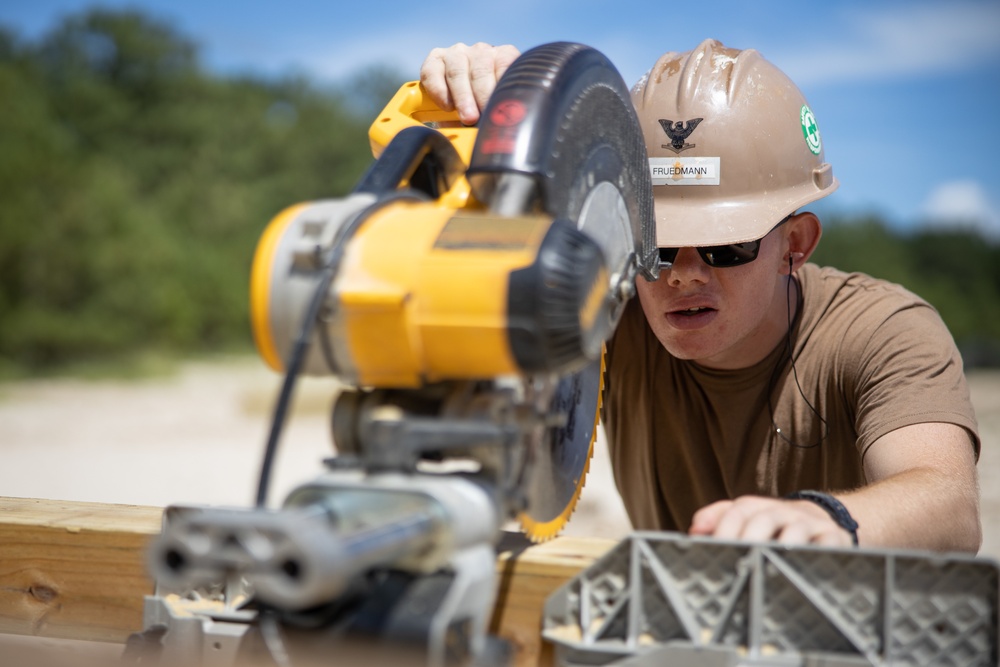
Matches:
[846,299,979,460]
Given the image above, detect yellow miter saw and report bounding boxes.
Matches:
[140,42,656,667]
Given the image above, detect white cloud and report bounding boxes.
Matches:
[775,1,1000,86]
[920,180,1000,239]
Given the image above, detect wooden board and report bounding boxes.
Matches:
[0,497,613,665]
[0,497,161,643]
[492,532,616,665]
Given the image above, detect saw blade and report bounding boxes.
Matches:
[517,351,604,542]
[469,43,654,542]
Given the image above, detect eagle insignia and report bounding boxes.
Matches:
[659,118,704,153]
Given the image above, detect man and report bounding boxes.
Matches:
[420,40,981,552]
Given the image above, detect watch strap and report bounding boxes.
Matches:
[785,490,859,546]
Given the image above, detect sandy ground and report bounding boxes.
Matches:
[1,355,998,560]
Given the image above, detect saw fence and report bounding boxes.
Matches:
[0,496,611,665]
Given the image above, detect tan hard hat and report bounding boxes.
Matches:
[631,39,838,246]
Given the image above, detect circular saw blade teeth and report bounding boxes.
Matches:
[518,442,594,542]
[517,348,605,543]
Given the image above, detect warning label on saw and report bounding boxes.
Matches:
[649,157,720,186]
[434,214,543,250]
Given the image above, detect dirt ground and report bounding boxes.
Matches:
[1,355,998,560]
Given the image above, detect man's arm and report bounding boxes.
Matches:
[846,421,980,551]
[690,421,981,552]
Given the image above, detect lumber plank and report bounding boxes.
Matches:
[0,497,161,643]
[0,497,613,665]
[493,533,616,665]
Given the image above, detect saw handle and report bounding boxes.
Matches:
[355,125,465,199]
[368,81,479,163]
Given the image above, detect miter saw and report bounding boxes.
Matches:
[135,42,657,667]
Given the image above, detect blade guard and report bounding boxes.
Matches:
[468,42,659,283]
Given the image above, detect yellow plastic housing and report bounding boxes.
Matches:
[369,81,478,166]
[335,204,553,387]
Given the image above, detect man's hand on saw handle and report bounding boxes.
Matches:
[420,42,521,125]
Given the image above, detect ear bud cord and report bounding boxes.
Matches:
[766,257,829,449]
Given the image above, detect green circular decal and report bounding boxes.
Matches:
[800,105,822,155]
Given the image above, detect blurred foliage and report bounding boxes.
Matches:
[1,9,997,375]
[811,216,1000,367]
[0,9,405,375]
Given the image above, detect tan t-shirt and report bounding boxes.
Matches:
[602,263,980,532]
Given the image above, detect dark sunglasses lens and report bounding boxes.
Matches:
[699,241,761,267]
[658,247,679,267]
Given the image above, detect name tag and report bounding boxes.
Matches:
[649,157,720,186]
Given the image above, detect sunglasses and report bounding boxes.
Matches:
[657,215,791,270]
[658,241,761,269]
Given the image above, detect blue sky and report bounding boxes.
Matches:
[4,0,1000,238]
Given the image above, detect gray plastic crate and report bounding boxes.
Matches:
[542,532,998,666]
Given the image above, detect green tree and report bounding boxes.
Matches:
[0,9,373,373]
[812,217,1000,366]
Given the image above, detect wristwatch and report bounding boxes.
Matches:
[785,490,859,546]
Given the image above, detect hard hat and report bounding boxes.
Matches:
[630,39,838,247]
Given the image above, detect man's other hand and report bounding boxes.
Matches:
[689,495,855,547]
